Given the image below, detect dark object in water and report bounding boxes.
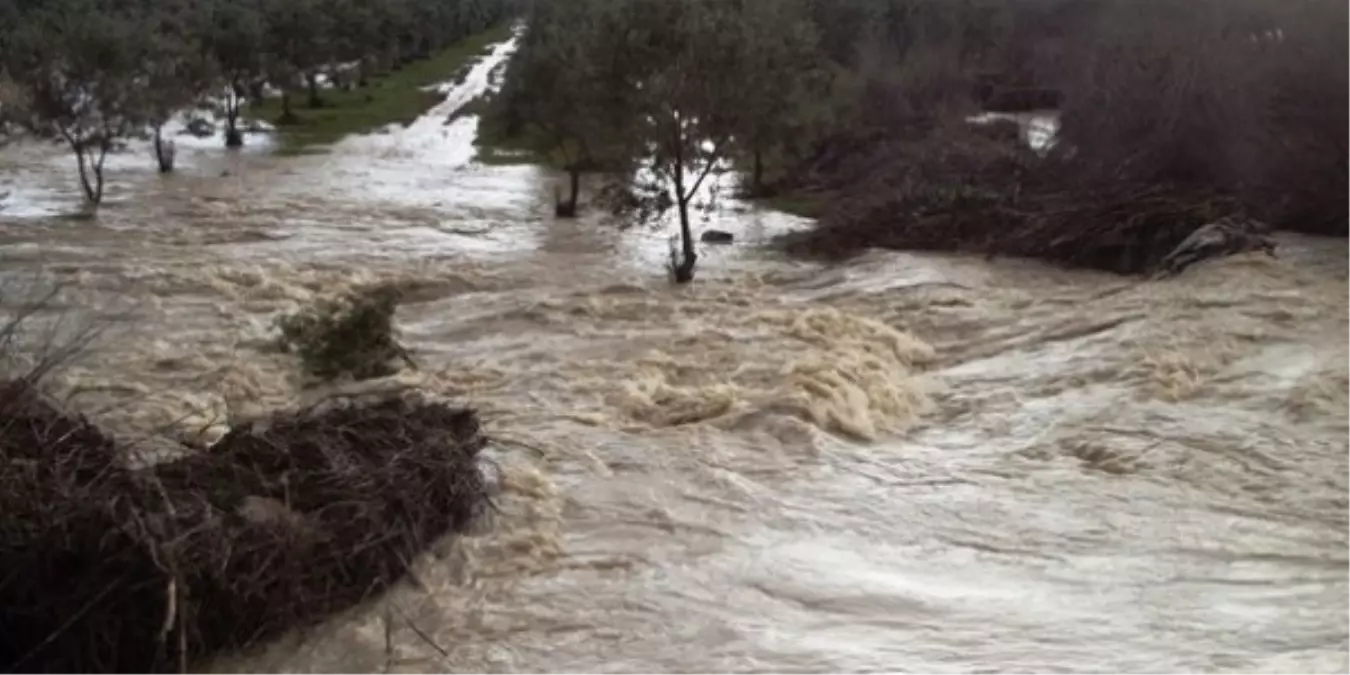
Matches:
[182,117,214,139]
[700,229,734,244]
[0,383,491,673]
[1155,216,1277,278]
[554,185,579,218]
[153,135,176,174]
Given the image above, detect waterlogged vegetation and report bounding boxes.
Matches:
[480,0,1346,281]
[0,0,512,198]
[0,1,1346,672]
[3,0,1341,277]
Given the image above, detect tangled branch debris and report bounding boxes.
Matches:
[0,382,490,673]
[782,126,1245,275]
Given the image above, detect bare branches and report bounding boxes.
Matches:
[0,278,109,389]
[0,389,492,672]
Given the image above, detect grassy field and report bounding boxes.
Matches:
[248,23,513,153]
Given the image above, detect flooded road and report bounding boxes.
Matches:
[2,34,1347,674]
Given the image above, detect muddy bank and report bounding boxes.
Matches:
[0,381,491,673]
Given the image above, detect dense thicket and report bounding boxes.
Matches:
[488,0,1346,279]
[0,380,491,673]
[0,284,492,673]
[0,0,511,205]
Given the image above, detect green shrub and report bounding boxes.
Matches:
[274,284,413,382]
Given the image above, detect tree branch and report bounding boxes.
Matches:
[683,135,727,202]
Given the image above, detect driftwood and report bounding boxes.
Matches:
[1154,216,1276,277]
[700,230,734,244]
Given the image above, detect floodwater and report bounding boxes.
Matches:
[2,33,1347,674]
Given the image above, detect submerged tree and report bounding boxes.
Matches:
[201,0,266,147]
[260,0,332,120]
[729,0,821,196]
[623,0,753,283]
[142,0,215,171]
[496,0,637,217]
[3,1,154,208]
[494,0,827,281]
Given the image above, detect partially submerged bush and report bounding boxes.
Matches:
[782,123,1243,275]
[275,283,414,382]
[783,123,1032,258]
[0,383,491,673]
[1244,1,1347,234]
[782,0,1345,269]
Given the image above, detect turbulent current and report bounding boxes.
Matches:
[2,36,1347,674]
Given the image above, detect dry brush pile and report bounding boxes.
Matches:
[781,0,1346,272]
[783,123,1242,274]
[0,285,492,673]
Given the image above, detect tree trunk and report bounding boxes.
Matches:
[672,195,697,284]
[670,119,697,284]
[153,125,175,173]
[279,92,298,125]
[224,90,244,148]
[357,58,371,87]
[92,142,108,205]
[565,167,581,216]
[751,147,764,196]
[306,73,323,108]
[73,139,108,209]
[74,145,96,208]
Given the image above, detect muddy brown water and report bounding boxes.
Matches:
[2,36,1347,674]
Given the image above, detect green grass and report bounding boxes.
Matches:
[471,109,600,169]
[440,93,537,165]
[248,23,514,153]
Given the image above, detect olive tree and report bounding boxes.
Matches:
[3,0,154,208]
[142,0,215,170]
[729,0,821,196]
[201,0,266,147]
[623,0,753,283]
[497,0,637,217]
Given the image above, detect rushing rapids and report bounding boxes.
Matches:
[1,35,1346,674]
